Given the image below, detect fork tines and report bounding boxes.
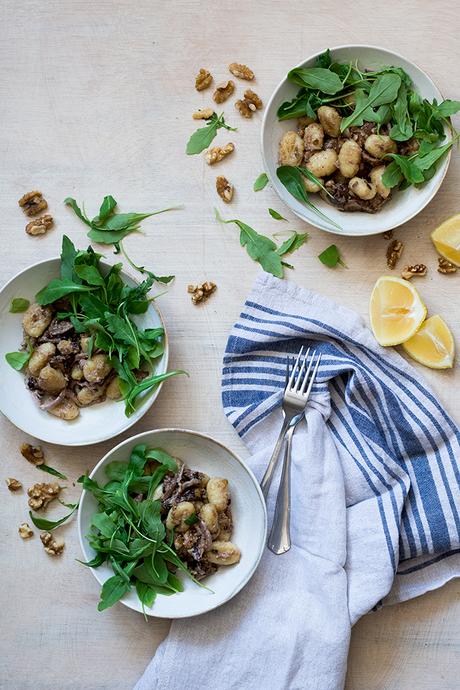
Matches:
[286,346,322,398]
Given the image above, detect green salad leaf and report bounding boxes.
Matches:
[186,113,236,155]
[253,172,269,191]
[318,244,346,268]
[268,208,287,221]
[9,298,30,313]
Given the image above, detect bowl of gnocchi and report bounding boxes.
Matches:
[261,45,453,236]
[77,428,267,617]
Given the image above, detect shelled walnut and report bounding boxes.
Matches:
[192,108,215,120]
[383,230,394,240]
[20,443,45,466]
[18,191,48,216]
[386,239,404,269]
[188,281,217,305]
[27,482,61,510]
[25,214,54,236]
[216,176,234,203]
[205,143,234,165]
[40,532,64,556]
[438,257,457,274]
[229,63,254,80]
[213,80,235,104]
[235,89,263,118]
[6,477,22,492]
[18,523,34,539]
[401,264,427,279]
[195,68,213,91]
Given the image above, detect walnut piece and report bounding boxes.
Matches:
[187,281,217,305]
[235,89,263,119]
[192,108,215,120]
[195,68,213,91]
[19,523,34,539]
[40,532,64,556]
[25,214,54,236]
[205,142,234,165]
[20,443,45,466]
[386,239,404,269]
[27,482,61,511]
[229,63,254,80]
[6,477,22,492]
[213,80,235,104]
[216,176,234,203]
[383,230,394,240]
[18,191,48,216]
[401,264,427,280]
[438,257,458,274]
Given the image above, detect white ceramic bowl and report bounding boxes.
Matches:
[78,428,267,617]
[0,258,168,446]
[262,45,451,237]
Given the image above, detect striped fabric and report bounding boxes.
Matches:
[222,272,460,606]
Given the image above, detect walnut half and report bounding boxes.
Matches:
[401,264,427,280]
[235,89,263,119]
[19,523,34,539]
[20,443,45,466]
[192,108,215,120]
[386,239,404,269]
[187,282,217,305]
[205,143,234,165]
[27,482,61,511]
[6,477,22,492]
[213,80,235,104]
[438,257,458,274]
[195,68,213,91]
[18,191,48,216]
[25,214,54,236]
[229,63,254,80]
[40,532,64,556]
[216,176,234,203]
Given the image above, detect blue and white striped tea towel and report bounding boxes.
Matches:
[136,272,460,690]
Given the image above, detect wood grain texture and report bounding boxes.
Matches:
[0,1,459,688]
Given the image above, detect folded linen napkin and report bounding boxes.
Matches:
[136,272,460,690]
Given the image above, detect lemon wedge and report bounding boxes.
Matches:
[431,213,460,266]
[402,315,455,369]
[370,276,427,346]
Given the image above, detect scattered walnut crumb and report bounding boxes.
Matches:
[383,230,394,240]
[195,68,213,91]
[25,214,54,236]
[438,257,458,274]
[40,531,64,556]
[216,176,234,203]
[235,89,263,118]
[6,477,22,492]
[18,523,34,539]
[18,191,48,216]
[192,108,215,120]
[187,281,217,305]
[401,264,427,280]
[229,63,254,80]
[205,142,234,165]
[213,80,235,104]
[20,443,45,466]
[27,482,61,511]
[386,239,404,269]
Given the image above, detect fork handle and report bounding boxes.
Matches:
[260,415,292,499]
[267,424,296,555]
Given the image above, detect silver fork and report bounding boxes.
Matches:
[261,346,314,498]
[266,348,322,555]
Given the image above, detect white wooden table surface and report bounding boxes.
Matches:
[1,1,460,688]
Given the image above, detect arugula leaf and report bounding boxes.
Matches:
[28,503,78,531]
[341,73,401,131]
[125,370,188,416]
[98,575,131,611]
[276,231,309,257]
[318,244,346,268]
[9,298,30,313]
[253,172,269,191]
[268,208,287,221]
[77,553,106,568]
[184,513,198,526]
[315,49,332,69]
[276,166,341,230]
[96,195,117,223]
[216,209,284,278]
[91,512,118,538]
[36,464,68,480]
[135,580,157,610]
[5,351,31,371]
[145,448,178,472]
[36,279,93,305]
[64,197,92,227]
[186,113,236,155]
[287,67,343,94]
[60,236,79,281]
[74,264,105,286]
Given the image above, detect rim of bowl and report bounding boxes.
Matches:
[0,256,169,446]
[77,428,268,618]
[261,44,452,237]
